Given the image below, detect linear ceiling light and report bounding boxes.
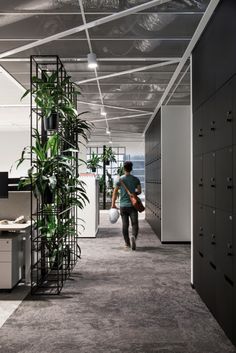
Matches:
[101,107,107,117]
[87,52,98,69]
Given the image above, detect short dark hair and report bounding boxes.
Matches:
[124,161,133,172]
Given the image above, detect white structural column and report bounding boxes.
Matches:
[0,0,171,59]
[161,106,191,242]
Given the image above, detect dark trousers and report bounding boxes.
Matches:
[120,207,139,245]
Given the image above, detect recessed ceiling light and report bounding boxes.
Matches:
[87,53,98,69]
[106,128,111,134]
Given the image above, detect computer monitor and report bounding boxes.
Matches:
[0,172,8,198]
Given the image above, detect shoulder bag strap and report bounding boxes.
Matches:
[119,178,132,196]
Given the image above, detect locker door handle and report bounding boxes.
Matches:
[198,183,203,187]
[227,185,233,189]
[211,184,216,188]
[210,121,216,131]
[227,252,233,256]
[211,234,216,245]
[198,233,203,237]
[227,243,233,256]
[226,111,232,122]
[198,128,203,137]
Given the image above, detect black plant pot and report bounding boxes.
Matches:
[43,112,58,131]
[91,167,96,173]
[43,185,54,204]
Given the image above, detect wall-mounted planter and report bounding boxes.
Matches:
[43,112,58,131]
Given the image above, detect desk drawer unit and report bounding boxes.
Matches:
[0,236,22,289]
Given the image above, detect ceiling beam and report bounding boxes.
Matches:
[77,100,153,114]
[0,0,171,59]
[0,37,191,42]
[0,57,181,62]
[77,60,179,84]
[0,12,204,16]
[143,0,221,135]
[164,63,190,105]
[91,112,151,123]
[0,65,25,92]
[78,0,109,131]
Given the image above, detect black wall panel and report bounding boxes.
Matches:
[192,0,236,112]
[192,0,236,345]
[145,110,161,239]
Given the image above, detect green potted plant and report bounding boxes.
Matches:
[87,152,101,172]
[21,71,73,131]
[102,146,116,166]
[117,163,124,176]
[16,129,87,205]
[60,109,92,152]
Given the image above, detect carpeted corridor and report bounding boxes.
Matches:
[0,212,235,353]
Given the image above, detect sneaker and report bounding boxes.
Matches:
[124,243,130,250]
[130,236,136,251]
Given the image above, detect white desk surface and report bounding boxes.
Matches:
[0,224,31,232]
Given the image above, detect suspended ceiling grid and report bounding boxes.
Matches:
[0,0,211,143]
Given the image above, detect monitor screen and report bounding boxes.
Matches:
[0,172,8,198]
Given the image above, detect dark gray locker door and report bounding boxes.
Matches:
[216,272,233,342]
[204,207,216,265]
[233,77,236,146]
[216,147,233,211]
[203,152,216,207]
[204,97,216,153]
[214,80,233,150]
[193,249,205,298]
[233,214,236,345]
[205,261,217,315]
[193,155,203,204]
[193,107,204,156]
[216,210,233,281]
[233,146,236,214]
[193,204,204,254]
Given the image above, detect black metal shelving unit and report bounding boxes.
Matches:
[30,55,79,295]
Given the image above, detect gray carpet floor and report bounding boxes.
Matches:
[0,213,235,353]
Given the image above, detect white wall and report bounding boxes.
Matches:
[161,105,191,242]
[0,67,31,177]
[0,130,30,177]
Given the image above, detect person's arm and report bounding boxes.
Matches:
[135,184,141,195]
[112,186,120,208]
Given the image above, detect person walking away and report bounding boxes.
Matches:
[112,161,142,250]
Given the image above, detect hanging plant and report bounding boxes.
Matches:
[102,146,116,166]
[21,72,74,131]
[87,152,102,172]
